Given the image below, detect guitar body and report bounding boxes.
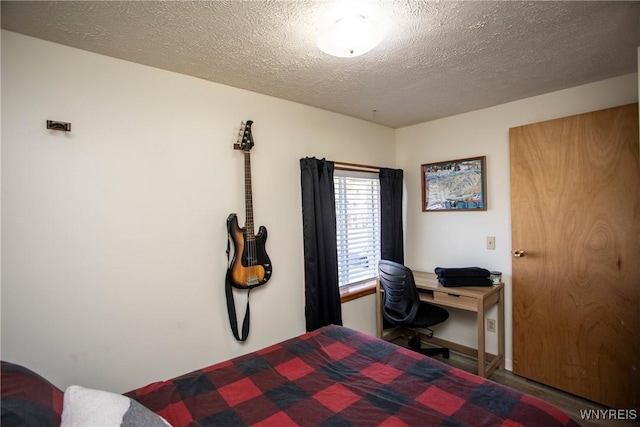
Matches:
[227,213,272,289]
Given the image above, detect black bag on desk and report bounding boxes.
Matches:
[434,267,493,287]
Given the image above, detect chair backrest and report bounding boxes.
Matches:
[378,260,421,326]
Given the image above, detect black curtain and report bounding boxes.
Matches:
[300,157,342,331]
[379,168,404,264]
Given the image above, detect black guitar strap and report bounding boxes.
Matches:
[225,273,251,342]
[226,230,251,342]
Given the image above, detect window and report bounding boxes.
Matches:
[334,170,381,287]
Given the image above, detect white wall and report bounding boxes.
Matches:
[396,73,638,369]
[341,295,377,336]
[0,31,395,392]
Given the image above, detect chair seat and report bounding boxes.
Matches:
[412,301,449,328]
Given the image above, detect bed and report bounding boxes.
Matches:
[2,325,579,426]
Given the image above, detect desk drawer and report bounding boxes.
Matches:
[434,292,477,310]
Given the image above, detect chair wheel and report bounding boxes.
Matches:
[443,349,450,359]
[407,336,420,350]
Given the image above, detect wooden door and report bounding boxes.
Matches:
[510,104,640,410]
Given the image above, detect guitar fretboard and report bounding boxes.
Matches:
[244,150,255,241]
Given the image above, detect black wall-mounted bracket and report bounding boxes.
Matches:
[46,120,71,132]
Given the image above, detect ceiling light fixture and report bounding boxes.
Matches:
[317,14,385,58]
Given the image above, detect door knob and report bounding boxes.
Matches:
[513,249,526,258]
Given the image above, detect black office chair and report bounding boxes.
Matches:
[378,260,450,358]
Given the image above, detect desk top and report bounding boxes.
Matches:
[412,271,503,298]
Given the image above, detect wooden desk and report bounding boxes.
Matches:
[376,271,504,378]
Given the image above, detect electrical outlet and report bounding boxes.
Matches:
[487,318,496,333]
[486,236,496,250]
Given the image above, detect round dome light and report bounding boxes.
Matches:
[317,14,385,58]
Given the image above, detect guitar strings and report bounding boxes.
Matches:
[241,123,259,279]
[245,150,257,269]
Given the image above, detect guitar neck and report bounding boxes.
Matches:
[244,150,255,239]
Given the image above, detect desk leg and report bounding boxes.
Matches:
[498,287,505,369]
[477,307,486,377]
[375,280,382,339]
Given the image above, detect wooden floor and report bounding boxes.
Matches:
[427,349,639,427]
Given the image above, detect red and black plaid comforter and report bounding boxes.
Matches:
[126,325,579,427]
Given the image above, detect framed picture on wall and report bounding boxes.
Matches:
[421,156,487,211]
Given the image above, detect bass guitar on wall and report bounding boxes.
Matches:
[225,120,272,341]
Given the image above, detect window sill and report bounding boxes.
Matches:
[340,279,377,303]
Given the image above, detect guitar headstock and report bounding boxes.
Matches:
[234,120,254,152]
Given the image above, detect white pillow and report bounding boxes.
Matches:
[61,385,171,427]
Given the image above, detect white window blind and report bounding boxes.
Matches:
[334,170,381,287]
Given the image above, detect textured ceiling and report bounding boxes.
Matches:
[2,1,638,128]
